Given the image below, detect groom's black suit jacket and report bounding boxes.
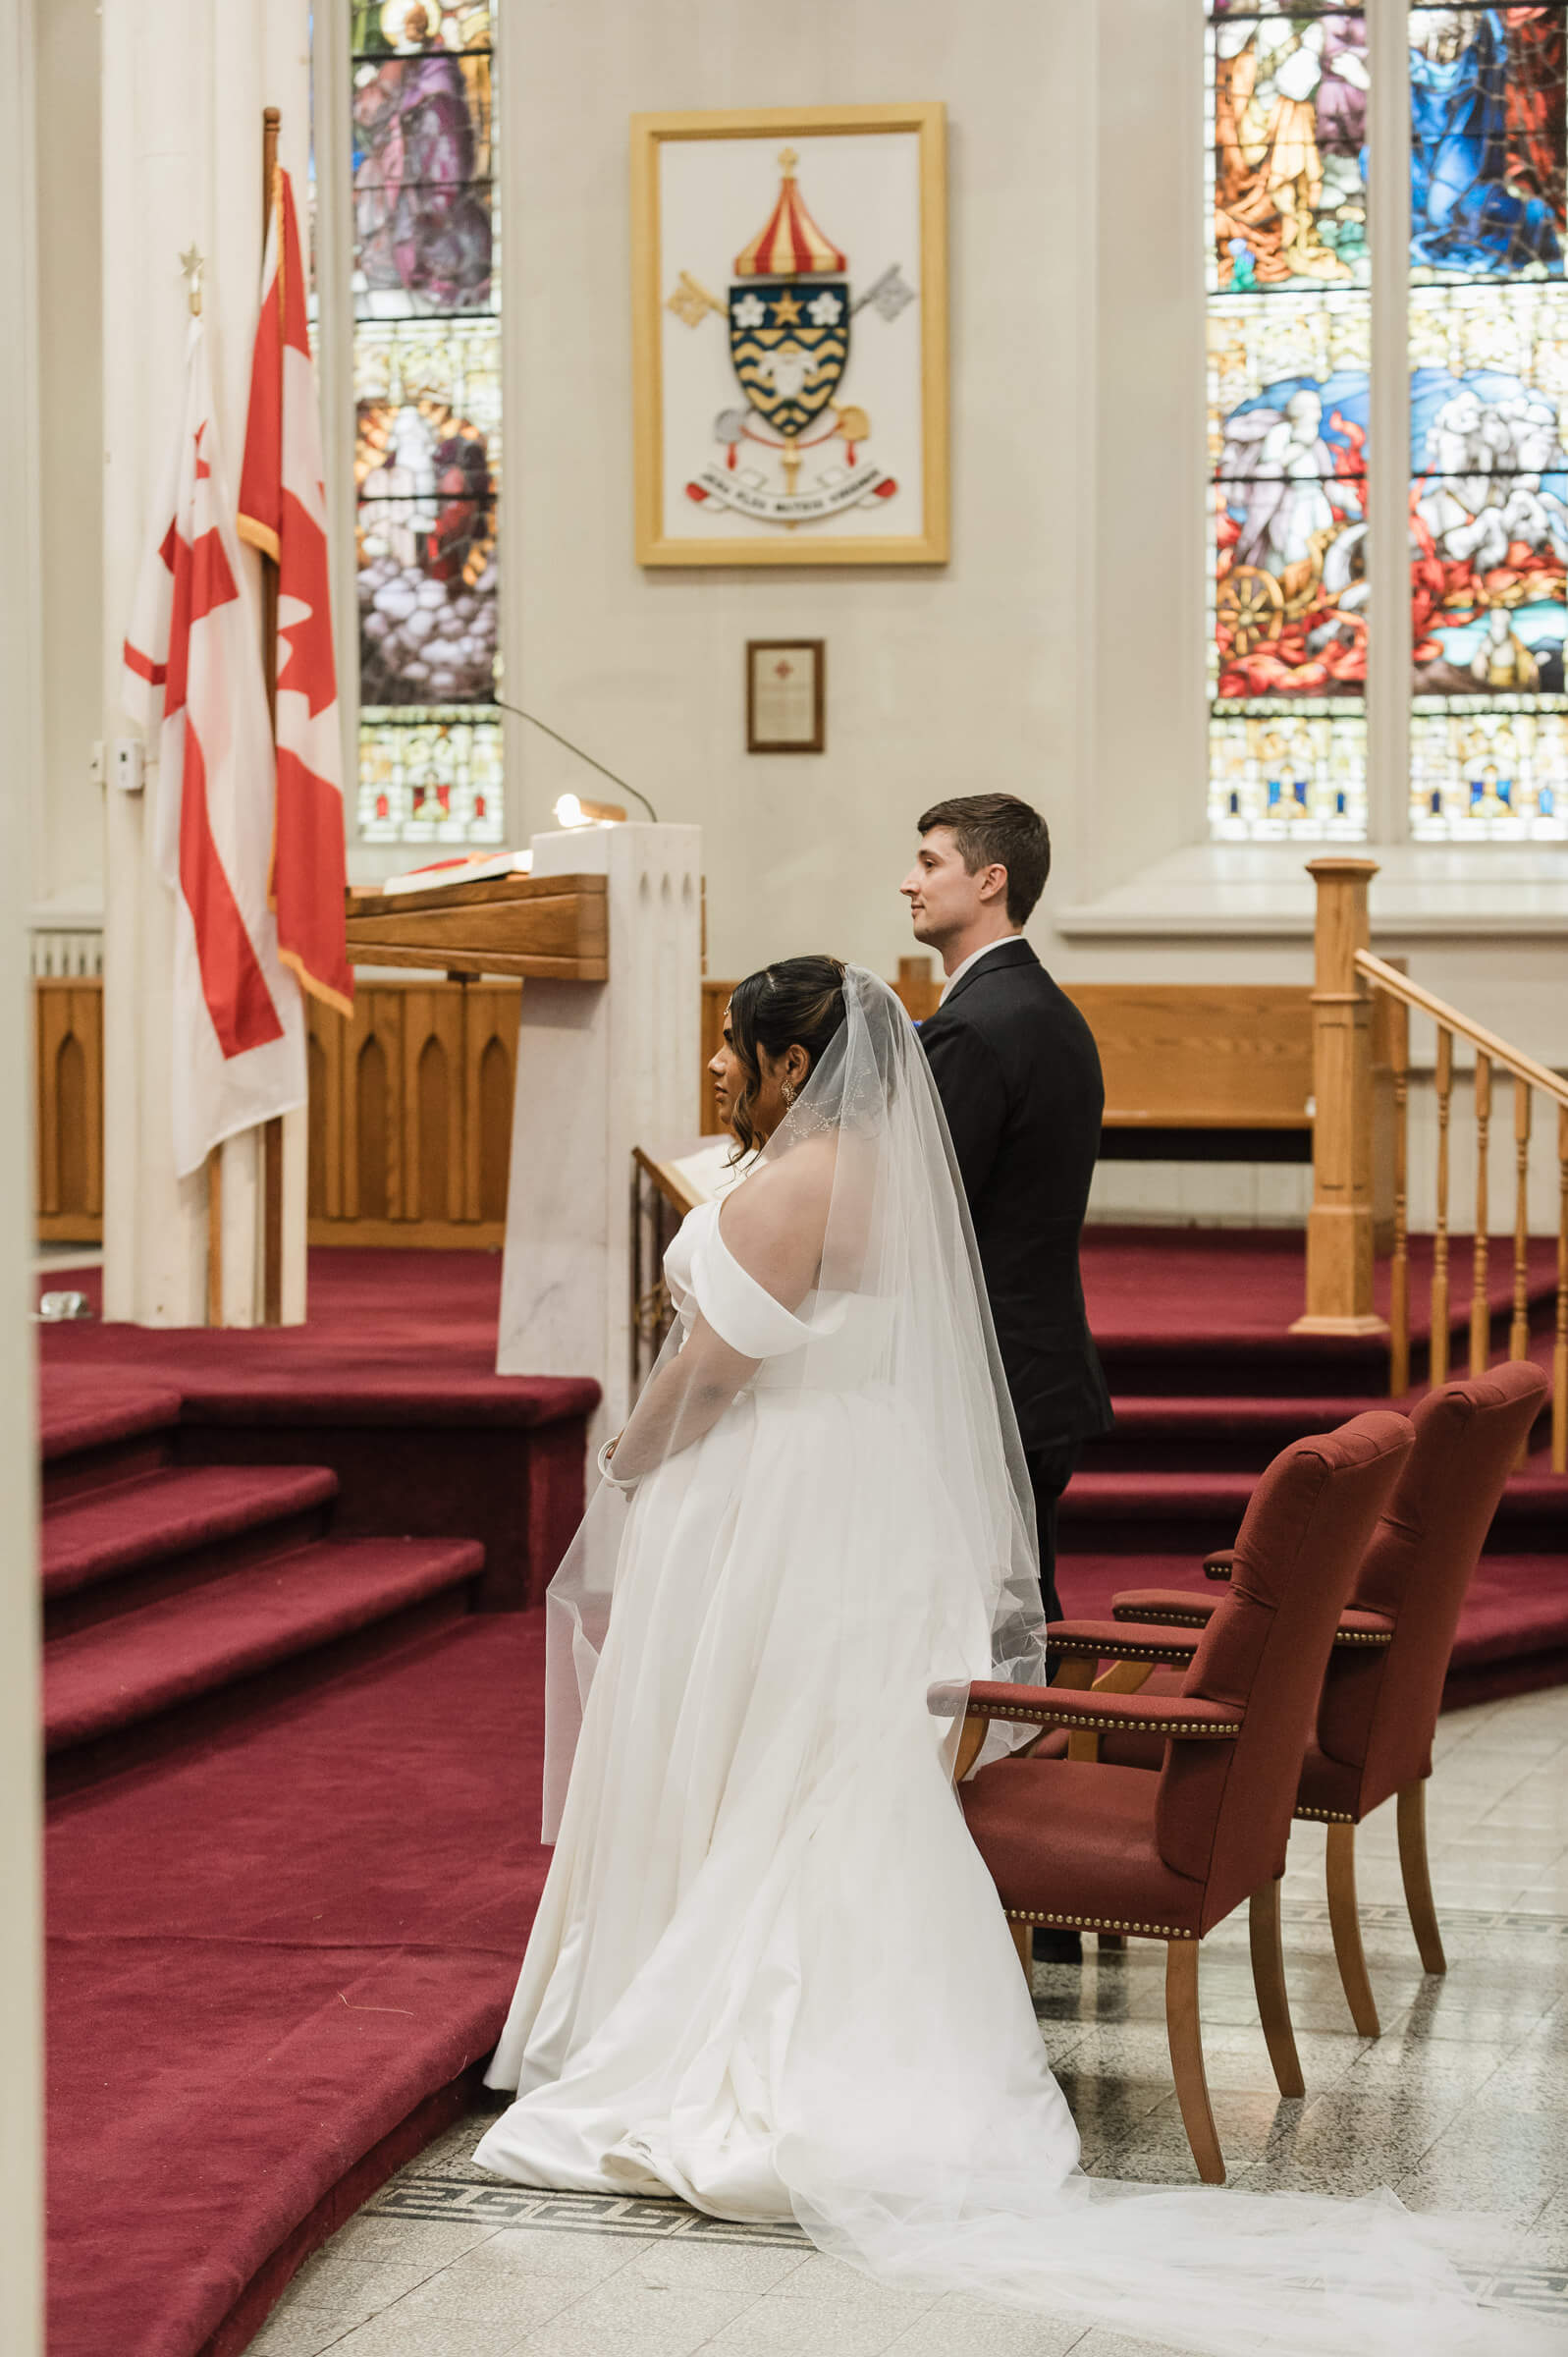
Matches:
[919,940,1112,1451]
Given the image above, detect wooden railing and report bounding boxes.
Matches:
[1299,859,1566,1472]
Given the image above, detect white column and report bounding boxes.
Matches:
[99,0,312,1327]
[0,0,44,2341]
[497,825,703,1444]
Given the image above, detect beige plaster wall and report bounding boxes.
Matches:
[503,0,1101,986]
[32,0,103,912]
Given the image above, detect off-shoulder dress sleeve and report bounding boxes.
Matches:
[690,1214,813,1360]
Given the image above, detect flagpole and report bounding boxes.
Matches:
[258,104,285,1326]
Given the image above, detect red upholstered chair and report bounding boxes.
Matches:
[955,1410,1414,2185]
[1101,1361,1549,2037]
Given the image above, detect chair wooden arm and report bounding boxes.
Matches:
[963,1680,1243,1742]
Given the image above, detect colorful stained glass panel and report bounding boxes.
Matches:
[1409,5,1567,283]
[1209,297,1369,701]
[356,709,505,843]
[354,317,499,706]
[351,52,494,316]
[1409,704,1568,833]
[1209,708,1368,836]
[1209,12,1370,294]
[351,3,491,57]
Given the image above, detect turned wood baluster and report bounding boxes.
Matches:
[1431,1027,1452,1388]
[1388,993,1410,1397]
[1546,1108,1555,1470]
[1470,1054,1491,1378]
[1511,1076,1534,1366]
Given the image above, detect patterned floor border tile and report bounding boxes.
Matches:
[366,2178,809,2246]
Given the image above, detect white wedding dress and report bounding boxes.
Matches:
[477,972,1537,2357]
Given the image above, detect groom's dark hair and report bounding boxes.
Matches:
[916,794,1051,925]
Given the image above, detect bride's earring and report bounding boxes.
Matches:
[782,1081,796,1106]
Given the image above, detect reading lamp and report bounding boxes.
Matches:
[554,793,626,829]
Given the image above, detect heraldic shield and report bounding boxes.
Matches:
[728,283,850,439]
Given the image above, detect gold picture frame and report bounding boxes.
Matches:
[631,104,948,568]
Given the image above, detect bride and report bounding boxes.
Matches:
[476,959,1528,2355]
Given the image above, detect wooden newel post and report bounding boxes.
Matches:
[1293,857,1388,1339]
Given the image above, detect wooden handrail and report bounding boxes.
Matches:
[1356,951,1568,1110]
[1304,862,1564,1472]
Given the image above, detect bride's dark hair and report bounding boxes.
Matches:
[728,956,848,1158]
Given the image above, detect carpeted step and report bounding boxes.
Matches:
[44,1535,484,1757]
[1084,1388,1559,1476]
[45,1612,548,2357]
[43,1464,341,1637]
[1083,1395,1382,1474]
[1057,1470,1257,1555]
[1058,1464,1567,1559]
[40,1375,184,1506]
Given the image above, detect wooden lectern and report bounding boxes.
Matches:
[344,871,609,980]
[348,827,704,1452]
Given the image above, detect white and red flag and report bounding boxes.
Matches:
[239,165,353,1016]
[123,319,307,1178]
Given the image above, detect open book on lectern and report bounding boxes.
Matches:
[633,1138,746,1220]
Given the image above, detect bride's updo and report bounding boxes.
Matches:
[728,956,847,1157]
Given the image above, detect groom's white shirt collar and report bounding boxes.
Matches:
[941,934,1020,1000]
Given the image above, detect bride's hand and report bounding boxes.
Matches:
[597,1434,640,1491]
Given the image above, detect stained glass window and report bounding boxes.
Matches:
[1207,5,1371,840]
[350,1,503,845]
[1408,8,1568,840]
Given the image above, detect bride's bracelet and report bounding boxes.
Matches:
[597,1438,641,1492]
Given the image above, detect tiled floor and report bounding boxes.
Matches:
[244,1686,1568,2357]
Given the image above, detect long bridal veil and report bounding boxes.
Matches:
[535,967,1539,2357]
[540,961,1051,1839]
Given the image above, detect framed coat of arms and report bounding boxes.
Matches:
[631,104,948,567]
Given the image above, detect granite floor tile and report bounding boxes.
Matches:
[613,2239,809,2295]
[321,2309,523,2357]
[307,2215,501,2273]
[701,2287,940,2356]
[880,2296,1088,2357]
[360,2261,580,2333]
[507,2277,754,2357]
[267,2257,442,2331]
[242,2310,365,2357]
[415,2226,637,2295]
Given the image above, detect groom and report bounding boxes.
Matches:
[901,794,1111,1624]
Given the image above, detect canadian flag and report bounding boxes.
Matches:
[123,319,307,1178]
[239,165,353,1015]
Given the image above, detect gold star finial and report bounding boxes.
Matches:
[779,147,798,176]
[179,244,205,316]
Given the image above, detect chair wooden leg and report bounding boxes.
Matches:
[1248,1877,1306,2096]
[1325,1821,1380,2037]
[1397,1781,1447,1975]
[1164,1940,1224,2185]
[1010,1918,1033,1981]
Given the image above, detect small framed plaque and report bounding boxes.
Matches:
[747,639,825,753]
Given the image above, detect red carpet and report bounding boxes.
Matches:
[38,1260,591,2357]
[1065,1228,1566,1707]
[40,1250,597,1609]
[48,1615,547,2357]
